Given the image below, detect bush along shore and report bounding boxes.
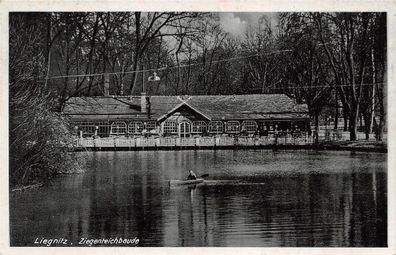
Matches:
[10,156,86,193]
[9,101,87,191]
[315,140,387,153]
[10,147,86,192]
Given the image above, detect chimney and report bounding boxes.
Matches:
[141,92,147,113]
[104,74,110,96]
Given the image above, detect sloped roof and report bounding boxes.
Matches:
[186,94,308,120]
[63,96,182,120]
[63,97,134,115]
[63,94,309,121]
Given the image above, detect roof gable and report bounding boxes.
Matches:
[157,98,212,121]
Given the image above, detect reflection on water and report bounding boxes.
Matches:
[10,150,387,247]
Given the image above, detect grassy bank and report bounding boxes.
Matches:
[317,140,387,153]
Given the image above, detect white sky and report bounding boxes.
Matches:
[163,12,280,56]
[219,12,279,36]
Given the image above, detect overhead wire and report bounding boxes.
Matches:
[249,82,386,91]
[42,47,386,90]
[45,49,293,80]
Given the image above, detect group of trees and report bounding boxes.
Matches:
[9,12,387,186]
[9,13,85,187]
[278,13,386,141]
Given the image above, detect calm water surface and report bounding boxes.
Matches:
[10,150,387,247]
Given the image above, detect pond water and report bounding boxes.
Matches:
[10,150,387,247]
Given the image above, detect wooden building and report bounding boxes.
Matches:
[63,93,310,138]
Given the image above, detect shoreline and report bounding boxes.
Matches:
[10,168,85,193]
[11,183,44,192]
[70,141,387,153]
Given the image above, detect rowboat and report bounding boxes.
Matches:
[169,178,204,186]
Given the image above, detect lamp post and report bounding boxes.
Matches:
[148,72,160,82]
[142,66,160,121]
[142,66,161,94]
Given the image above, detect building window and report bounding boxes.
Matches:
[192,121,207,133]
[242,120,258,133]
[128,121,144,134]
[145,121,157,131]
[225,121,240,133]
[110,122,127,135]
[96,122,110,137]
[163,121,178,134]
[208,121,223,133]
[74,121,110,137]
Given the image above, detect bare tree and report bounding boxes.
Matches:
[9,13,83,187]
[127,12,203,95]
[313,13,373,141]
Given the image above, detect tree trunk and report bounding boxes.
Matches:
[370,48,376,133]
[364,110,371,140]
[261,63,268,93]
[377,66,386,141]
[185,51,192,94]
[343,111,348,131]
[59,16,70,111]
[175,38,183,94]
[44,13,52,91]
[349,103,359,141]
[86,14,100,95]
[119,63,125,96]
[314,110,319,143]
[129,55,139,95]
[377,112,385,141]
[359,113,364,131]
[334,90,338,130]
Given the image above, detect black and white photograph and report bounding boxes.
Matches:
[5,6,393,252]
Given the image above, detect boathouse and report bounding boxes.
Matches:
[63,93,310,138]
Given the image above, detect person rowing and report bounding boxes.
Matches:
[169,172,209,186]
[187,170,197,180]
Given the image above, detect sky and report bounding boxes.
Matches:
[164,12,280,56]
[218,12,279,36]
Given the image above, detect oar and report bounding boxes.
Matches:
[200,174,209,179]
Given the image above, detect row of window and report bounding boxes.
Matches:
[111,121,157,135]
[162,120,258,134]
[74,120,304,137]
[73,121,110,137]
[74,121,157,136]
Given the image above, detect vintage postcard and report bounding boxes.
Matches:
[1,0,395,255]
